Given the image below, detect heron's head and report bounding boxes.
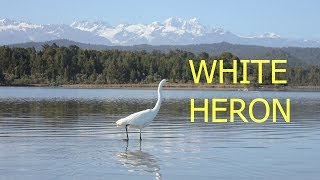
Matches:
[160,79,168,86]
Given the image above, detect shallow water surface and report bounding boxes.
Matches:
[0,87,319,179]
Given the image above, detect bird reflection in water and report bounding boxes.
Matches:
[117,141,162,180]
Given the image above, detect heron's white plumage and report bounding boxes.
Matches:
[116,109,155,129]
[115,79,167,139]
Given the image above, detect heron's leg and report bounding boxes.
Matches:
[125,124,129,140]
[139,129,142,141]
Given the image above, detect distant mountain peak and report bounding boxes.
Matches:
[259,32,281,39]
[70,20,111,32]
[0,18,42,31]
[0,18,15,25]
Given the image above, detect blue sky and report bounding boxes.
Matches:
[1,0,319,39]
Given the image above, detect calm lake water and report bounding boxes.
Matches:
[0,87,319,179]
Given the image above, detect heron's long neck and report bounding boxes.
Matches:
[152,83,163,112]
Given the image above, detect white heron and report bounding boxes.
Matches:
[116,79,168,140]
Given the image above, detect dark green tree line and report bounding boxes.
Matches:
[0,44,319,86]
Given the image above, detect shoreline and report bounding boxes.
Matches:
[2,83,320,91]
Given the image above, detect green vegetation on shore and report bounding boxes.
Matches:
[0,44,320,86]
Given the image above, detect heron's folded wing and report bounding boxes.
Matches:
[126,109,153,126]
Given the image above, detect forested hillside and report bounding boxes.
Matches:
[1,44,320,86]
[10,40,320,65]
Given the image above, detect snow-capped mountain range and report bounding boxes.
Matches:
[1,17,320,47]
